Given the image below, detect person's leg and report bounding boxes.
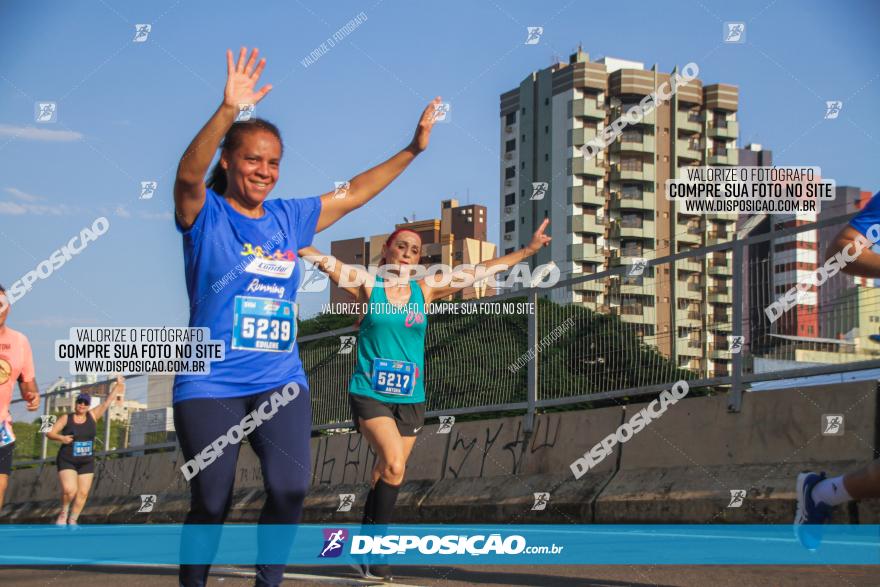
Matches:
[0,441,12,513]
[840,460,880,500]
[174,397,248,587]
[247,384,312,587]
[68,472,94,524]
[57,468,78,524]
[357,416,410,579]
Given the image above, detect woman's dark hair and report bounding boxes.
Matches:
[206,118,283,195]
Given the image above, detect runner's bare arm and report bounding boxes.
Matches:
[46,414,71,443]
[90,376,125,422]
[826,226,880,278]
[18,378,39,411]
[422,219,552,303]
[315,98,442,233]
[175,48,272,230]
[298,246,374,299]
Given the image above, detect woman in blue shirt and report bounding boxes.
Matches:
[172,47,440,587]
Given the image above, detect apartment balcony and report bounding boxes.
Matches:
[610,162,655,183]
[706,230,732,246]
[677,223,703,245]
[611,134,656,153]
[708,259,733,276]
[706,212,740,222]
[568,242,600,261]
[676,110,703,133]
[619,303,654,324]
[613,106,656,126]
[607,249,645,268]
[676,257,703,273]
[571,127,599,147]
[708,285,732,304]
[571,157,605,177]
[679,280,703,300]
[708,148,739,166]
[572,214,605,234]
[611,276,656,296]
[572,98,606,119]
[676,337,704,357]
[676,139,702,161]
[707,119,739,139]
[708,344,730,360]
[574,277,606,293]
[610,192,654,212]
[610,218,656,239]
[676,308,703,327]
[570,184,605,206]
[709,313,733,331]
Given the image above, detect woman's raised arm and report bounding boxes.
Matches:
[314,98,442,233]
[174,47,272,230]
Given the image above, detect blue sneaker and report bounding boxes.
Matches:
[795,471,832,550]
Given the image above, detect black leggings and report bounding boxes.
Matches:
[173,385,312,587]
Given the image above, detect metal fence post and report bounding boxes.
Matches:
[40,393,49,460]
[525,290,538,432]
[729,239,744,413]
[104,402,112,452]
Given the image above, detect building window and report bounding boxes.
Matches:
[506,247,515,254]
[505,167,515,179]
[505,139,516,152]
[505,193,515,206]
[544,153,549,161]
[505,220,515,233]
[505,112,516,125]
[544,97,549,106]
[545,125,549,134]
[522,107,526,114]
[521,216,525,225]
[521,161,525,170]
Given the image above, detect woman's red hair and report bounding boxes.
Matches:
[380,228,422,265]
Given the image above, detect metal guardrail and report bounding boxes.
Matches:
[12,210,880,465]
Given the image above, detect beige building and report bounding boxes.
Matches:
[500,48,739,376]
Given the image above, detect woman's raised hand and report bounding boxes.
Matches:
[409,97,443,154]
[224,47,273,109]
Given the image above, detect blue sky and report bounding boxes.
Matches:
[1,0,879,405]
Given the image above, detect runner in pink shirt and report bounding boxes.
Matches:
[0,284,41,513]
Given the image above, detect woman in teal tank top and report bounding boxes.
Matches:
[299,219,550,580]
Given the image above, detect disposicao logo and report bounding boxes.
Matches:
[319,528,348,558]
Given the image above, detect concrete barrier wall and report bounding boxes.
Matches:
[595,381,878,523]
[4,381,877,524]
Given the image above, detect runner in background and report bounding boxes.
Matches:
[172,46,439,587]
[299,218,552,580]
[0,284,41,514]
[795,190,880,548]
[46,375,125,525]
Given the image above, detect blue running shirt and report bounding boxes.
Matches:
[173,188,322,402]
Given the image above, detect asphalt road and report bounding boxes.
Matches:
[2,564,877,586]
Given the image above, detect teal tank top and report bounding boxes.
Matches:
[349,277,428,403]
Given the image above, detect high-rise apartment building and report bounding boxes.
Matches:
[499,49,738,376]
